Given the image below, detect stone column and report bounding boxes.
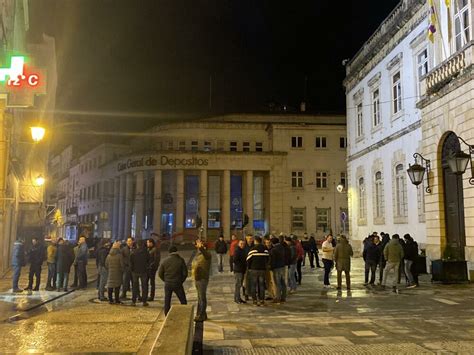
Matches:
[118,174,126,238]
[176,170,184,234]
[124,173,134,238]
[153,170,162,235]
[112,177,120,239]
[200,170,208,240]
[245,170,254,233]
[134,171,144,239]
[222,170,231,239]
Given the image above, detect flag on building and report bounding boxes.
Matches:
[428,0,437,42]
[445,0,452,42]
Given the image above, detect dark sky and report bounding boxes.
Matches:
[29,0,400,146]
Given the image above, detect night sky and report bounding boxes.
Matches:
[29,0,400,147]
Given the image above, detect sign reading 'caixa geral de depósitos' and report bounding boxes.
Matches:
[117,155,209,172]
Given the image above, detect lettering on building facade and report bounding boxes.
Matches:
[117,155,209,172]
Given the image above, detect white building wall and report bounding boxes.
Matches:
[345,3,428,251]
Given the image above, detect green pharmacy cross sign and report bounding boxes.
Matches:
[0,55,47,107]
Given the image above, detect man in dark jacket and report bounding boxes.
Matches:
[120,237,134,299]
[270,237,286,303]
[130,239,150,306]
[192,239,212,321]
[246,236,269,306]
[11,239,26,293]
[96,240,110,301]
[334,235,353,291]
[56,239,75,292]
[363,235,382,286]
[233,240,247,303]
[26,237,45,291]
[76,236,89,289]
[147,238,161,301]
[214,235,227,272]
[158,245,188,315]
[403,234,419,288]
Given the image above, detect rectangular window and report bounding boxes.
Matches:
[185,175,199,228]
[392,71,402,114]
[255,142,263,152]
[454,0,470,51]
[179,141,186,151]
[208,175,221,228]
[291,171,303,188]
[315,136,327,149]
[167,141,174,151]
[316,171,328,189]
[204,141,212,151]
[291,208,305,230]
[339,136,347,148]
[243,142,250,152]
[356,103,363,137]
[191,141,198,151]
[230,141,238,152]
[291,136,303,148]
[372,89,381,127]
[97,183,101,198]
[340,172,346,188]
[316,208,331,233]
[230,175,243,229]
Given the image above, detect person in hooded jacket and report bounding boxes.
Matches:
[334,235,353,291]
[11,238,26,293]
[105,241,124,304]
[96,239,110,301]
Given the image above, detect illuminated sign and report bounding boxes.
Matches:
[0,55,47,107]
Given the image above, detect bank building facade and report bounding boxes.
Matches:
[48,114,348,241]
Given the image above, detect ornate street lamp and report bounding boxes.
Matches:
[447,135,474,185]
[407,153,431,193]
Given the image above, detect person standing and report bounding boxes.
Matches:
[294,235,304,285]
[379,233,390,284]
[403,234,419,288]
[192,239,212,321]
[242,234,254,301]
[334,235,353,291]
[71,242,79,288]
[233,240,247,303]
[11,238,26,293]
[158,246,188,316]
[246,236,270,306]
[46,239,58,291]
[285,236,297,293]
[382,234,405,293]
[309,234,322,268]
[147,238,161,301]
[130,239,150,306]
[301,235,310,267]
[26,237,45,291]
[229,234,239,273]
[76,236,89,289]
[120,237,134,299]
[96,240,110,301]
[321,234,335,288]
[363,235,382,286]
[56,239,75,292]
[105,241,124,304]
[270,237,286,304]
[214,235,227,273]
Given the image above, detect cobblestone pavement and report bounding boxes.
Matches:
[0,250,194,353]
[202,255,474,354]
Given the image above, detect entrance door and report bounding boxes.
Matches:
[441,132,466,260]
[161,213,174,236]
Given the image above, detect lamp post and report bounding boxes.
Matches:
[333,180,344,234]
[407,153,432,193]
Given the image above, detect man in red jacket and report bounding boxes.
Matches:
[229,234,239,273]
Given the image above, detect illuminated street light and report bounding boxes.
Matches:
[35,174,45,186]
[30,126,45,142]
[336,183,344,193]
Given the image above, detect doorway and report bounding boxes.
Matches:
[441,132,466,260]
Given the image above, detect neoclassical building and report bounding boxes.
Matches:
[49,114,348,241]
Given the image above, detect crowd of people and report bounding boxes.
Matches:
[10,229,421,321]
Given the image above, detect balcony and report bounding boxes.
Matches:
[422,43,474,96]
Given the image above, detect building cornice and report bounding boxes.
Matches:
[348,119,421,162]
[343,0,426,92]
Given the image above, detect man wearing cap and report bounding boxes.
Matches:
[158,245,188,315]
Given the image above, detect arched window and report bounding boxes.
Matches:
[395,164,407,217]
[358,177,366,219]
[375,171,384,218]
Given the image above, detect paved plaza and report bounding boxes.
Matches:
[0,252,473,354]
